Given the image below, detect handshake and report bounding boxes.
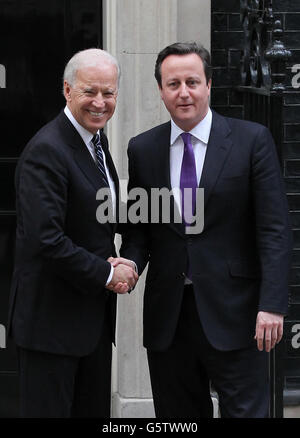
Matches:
[106,257,139,294]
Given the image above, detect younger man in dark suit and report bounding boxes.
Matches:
[114,42,292,418]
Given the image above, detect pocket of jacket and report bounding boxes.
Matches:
[228,260,260,279]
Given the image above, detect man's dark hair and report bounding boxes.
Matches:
[154,42,212,87]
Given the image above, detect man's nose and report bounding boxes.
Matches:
[92,93,105,107]
[178,83,189,97]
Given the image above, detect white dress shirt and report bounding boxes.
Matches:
[64,106,115,285]
[170,108,212,214]
[170,108,212,283]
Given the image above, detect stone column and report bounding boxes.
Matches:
[103,0,211,418]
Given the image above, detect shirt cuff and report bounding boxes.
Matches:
[131,260,138,274]
[106,265,114,285]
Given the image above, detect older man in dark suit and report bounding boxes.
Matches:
[113,42,292,418]
[7,48,137,418]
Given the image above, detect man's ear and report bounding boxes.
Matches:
[158,84,164,101]
[64,81,72,102]
[207,79,212,96]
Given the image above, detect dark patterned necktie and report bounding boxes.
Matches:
[92,134,109,186]
[180,132,197,225]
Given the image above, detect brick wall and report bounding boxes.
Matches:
[211,0,300,412]
[211,0,243,118]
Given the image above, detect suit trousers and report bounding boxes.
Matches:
[17,308,112,418]
[147,285,270,418]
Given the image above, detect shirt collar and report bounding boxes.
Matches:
[64,106,98,146]
[170,108,212,145]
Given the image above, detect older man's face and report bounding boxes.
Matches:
[64,60,118,134]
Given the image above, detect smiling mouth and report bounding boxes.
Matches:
[88,110,105,117]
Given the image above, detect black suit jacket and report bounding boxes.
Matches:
[121,110,292,352]
[8,111,119,357]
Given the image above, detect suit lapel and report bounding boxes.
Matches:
[200,111,233,207]
[100,130,119,194]
[153,123,185,237]
[74,143,110,192]
[56,111,119,231]
[156,114,233,236]
[57,111,118,192]
[153,123,172,191]
[57,111,108,191]
[100,131,120,232]
[157,112,232,236]
[73,130,119,232]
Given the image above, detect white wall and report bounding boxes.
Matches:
[103,0,211,418]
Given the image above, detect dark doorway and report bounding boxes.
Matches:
[0,0,103,417]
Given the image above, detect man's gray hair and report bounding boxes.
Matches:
[63,48,121,89]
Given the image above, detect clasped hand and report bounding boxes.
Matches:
[106,257,138,294]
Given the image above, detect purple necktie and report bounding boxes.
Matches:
[180,132,197,226]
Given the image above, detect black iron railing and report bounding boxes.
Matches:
[238,0,292,418]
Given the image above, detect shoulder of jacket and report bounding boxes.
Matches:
[130,121,170,143]
[220,112,268,134]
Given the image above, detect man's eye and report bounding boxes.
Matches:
[187,80,198,87]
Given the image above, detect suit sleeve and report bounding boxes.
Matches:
[120,138,150,275]
[252,126,293,314]
[17,140,111,293]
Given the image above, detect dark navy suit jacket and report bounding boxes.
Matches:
[121,110,292,352]
[8,111,119,357]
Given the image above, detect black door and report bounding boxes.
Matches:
[0,0,103,417]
